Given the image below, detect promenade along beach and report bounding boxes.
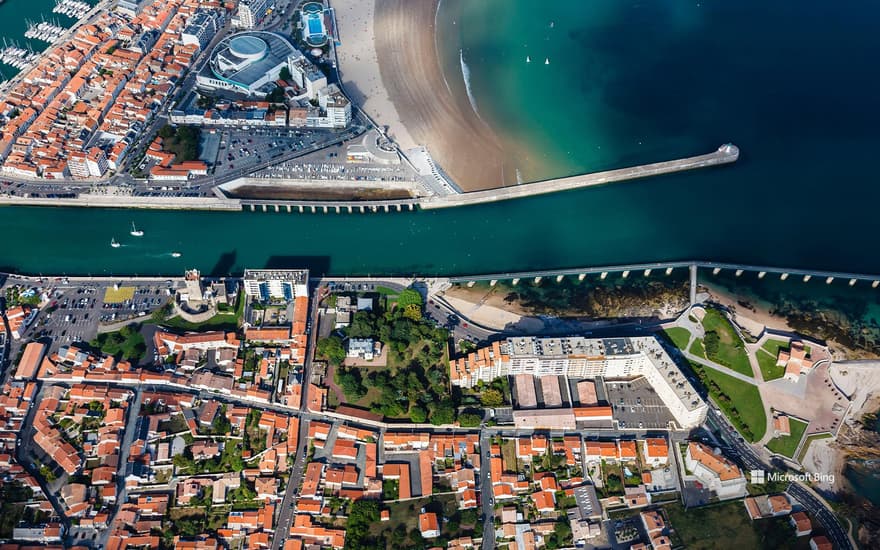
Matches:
[334,0,506,191]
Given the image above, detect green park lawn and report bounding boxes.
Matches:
[689,338,706,358]
[766,418,809,458]
[662,327,691,350]
[701,309,753,377]
[664,500,804,550]
[690,361,767,442]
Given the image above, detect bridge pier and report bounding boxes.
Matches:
[286,205,291,213]
[250,204,256,211]
[409,203,414,211]
[665,267,673,276]
[735,269,744,277]
[849,278,857,286]
[322,206,327,213]
[383,205,389,213]
[874,281,879,288]
[803,275,811,282]
[600,272,608,280]
[578,273,586,281]
[511,278,520,286]
[780,273,789,280]
[556,275,564,283]
[467,281,475,287]
[643,269,651,277]
[274,205,279,212]
[489,280,497,287]
[299,205,304,213]
[311,206,316,213]
[262,204,267,212]
[712,267,721,275]
[534,276,542,284]
[347,205,352,213]
[826,277,834,284]
[622,270,630,278]
[758,271,766,279]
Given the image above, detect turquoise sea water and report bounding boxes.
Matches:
[0,0,878,281]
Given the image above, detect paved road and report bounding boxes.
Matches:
[479,430,494,550]
[271,284,325,550]
[707,408,853,550]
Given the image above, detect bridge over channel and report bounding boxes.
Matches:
[449,261,880,306]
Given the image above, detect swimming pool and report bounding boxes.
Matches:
[307,15,322,35]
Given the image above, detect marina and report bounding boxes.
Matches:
[52,0,90,19]
[0,41,39,70]
[24,20,66,43]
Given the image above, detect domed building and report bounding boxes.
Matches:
[197,31,300,96]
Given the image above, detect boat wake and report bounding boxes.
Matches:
[459,49,481,119]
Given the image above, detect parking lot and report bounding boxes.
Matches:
[605,377,675,430]
[25,281,176,354]
[213,127,339,177]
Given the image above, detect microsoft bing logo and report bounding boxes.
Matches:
[750,469,766,484]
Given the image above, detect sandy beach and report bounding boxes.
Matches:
[333,0,506,191]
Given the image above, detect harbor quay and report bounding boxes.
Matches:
[0,144,739,212]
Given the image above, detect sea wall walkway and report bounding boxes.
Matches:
[0,194,241,211]
[420,144,740,210]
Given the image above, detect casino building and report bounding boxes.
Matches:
[197,31,299,96]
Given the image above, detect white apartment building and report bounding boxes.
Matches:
[242,269,309,301]
[450,335,707,429]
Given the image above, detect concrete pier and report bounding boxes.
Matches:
[467,281,475,287]
[758,272,766,279]
[736,269,744,277]
[511,278,519,286]
[712,267,721,275]
[689,264,698,305]
[874,281,879,288]
[489,280,497,287]
[534,276,542,284]
[826,277,834,284]
[850,278,857,286]
[643,269,651,277]
[556,275,564,283]
[803,275,811,282]
[578,273,586,281]
[665,267,673,276]
[420,144,739,210]
[622,270,630,278]
[600,272,608,280]
[780,273,789,280]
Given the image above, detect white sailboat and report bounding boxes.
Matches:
[171,251,182,258]
[544,57,550,65]
[526,55,531,63]
[130,221,144,237]
[111,238,121,248]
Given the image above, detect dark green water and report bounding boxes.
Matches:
[1,0,879,279]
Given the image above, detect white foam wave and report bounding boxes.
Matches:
[459,49,481,118]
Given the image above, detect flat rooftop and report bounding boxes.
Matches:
[243,269,309,283]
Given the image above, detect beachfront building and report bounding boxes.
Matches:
[315,83,352,128]
[778,340,815,382]
[450,336,708,429]
[243,269,309,301]
[684,442,747,500]
[300,2,330,47]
